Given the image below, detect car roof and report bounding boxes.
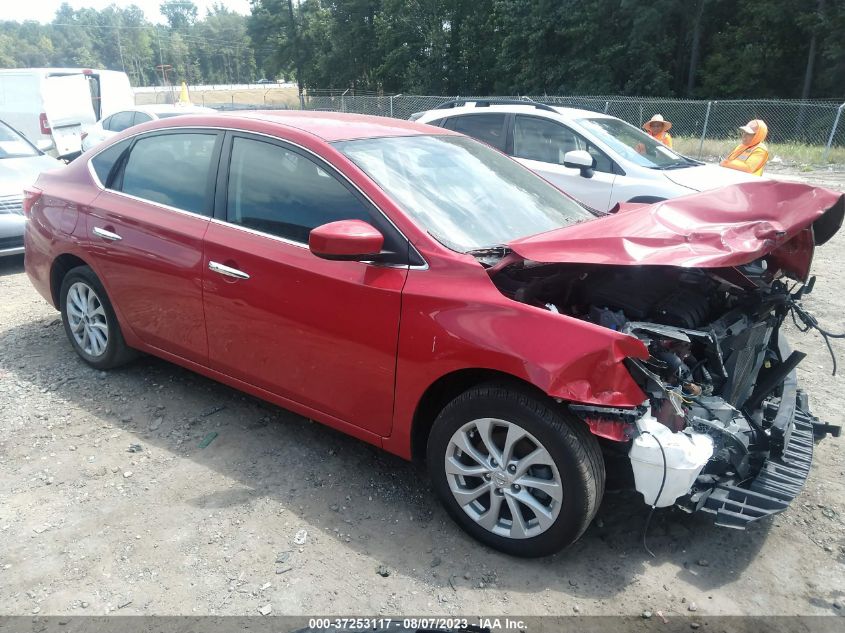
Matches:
[422,103,611,122]
[135,104,216,114]
[148,110,457,142]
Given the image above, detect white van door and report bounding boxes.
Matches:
[42,74,97,157]
[95,71,135,119]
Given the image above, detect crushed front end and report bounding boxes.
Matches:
[487,182,845,528]
[618,275,837,528]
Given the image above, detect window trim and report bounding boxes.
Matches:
[84,125,426,268]
[108,129,223,218]
[510,114,621,175]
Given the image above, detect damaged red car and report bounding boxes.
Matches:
[24,112,844,556]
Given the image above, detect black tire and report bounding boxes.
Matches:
[59,265,137,369]
[427,382,604,557]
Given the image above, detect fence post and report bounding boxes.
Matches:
[603,101,609,114]
[698,101,713,159]
[389,93,403,118]
[824,102,845,162]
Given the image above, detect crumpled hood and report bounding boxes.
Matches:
[508,181,844,273]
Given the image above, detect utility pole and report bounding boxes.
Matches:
[157,28,165,83]
[115,14,126,73]
[287,0,305,108]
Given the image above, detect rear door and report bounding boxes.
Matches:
[510,115,617,211]
[202,132,409,436]
[443,113,509,152]
[87,130,222,363]
[42,74,98,157]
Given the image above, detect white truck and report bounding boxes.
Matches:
[0,68,134,160]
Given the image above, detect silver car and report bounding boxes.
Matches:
[0,120,62,256]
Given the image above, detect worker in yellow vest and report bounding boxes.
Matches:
[721,119,769,176]
[642,114,673,148]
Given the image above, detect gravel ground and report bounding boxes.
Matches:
[1,168,844,619]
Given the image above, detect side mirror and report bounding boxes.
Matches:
[35,139,54,153]
[563,150,595,178]
[309,219,385,261]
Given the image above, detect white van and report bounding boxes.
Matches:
[0,68,134,159]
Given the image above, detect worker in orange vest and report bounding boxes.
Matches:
[642,114,673,148]
[721,119,769,176]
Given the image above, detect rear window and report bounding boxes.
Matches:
[107,111,135,133]
[120,133,217,214]
[447,114,507,151]
[90,139,130,186]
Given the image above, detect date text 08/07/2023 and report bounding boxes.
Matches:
[305,617,527,631]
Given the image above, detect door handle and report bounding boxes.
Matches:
[93,226,122,241]
[208,260,250,280]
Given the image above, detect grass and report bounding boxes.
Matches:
[134,86,301,109]
[673,136,845,167]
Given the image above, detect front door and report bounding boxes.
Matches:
[202,133,408,436]
[511,115,617,212]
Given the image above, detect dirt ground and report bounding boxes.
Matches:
[1,167,845,621]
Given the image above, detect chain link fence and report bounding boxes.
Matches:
[294,93,845,165]
[138,86,845,165]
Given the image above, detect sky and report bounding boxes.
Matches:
[4,0,252,24]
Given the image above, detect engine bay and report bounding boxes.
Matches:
[490,257,827,516]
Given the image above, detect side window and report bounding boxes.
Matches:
[226,136,371,244]
[513,116,614,173]
[132,112,153,125]
[121,133,217,214]
[90,139,131,187]
[449,114,507,151]
[101,115,115,131]
[108,111,135,133]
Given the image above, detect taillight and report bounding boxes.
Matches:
[39,112,51,135]
[81,131,88,141]
[22,189,42,218]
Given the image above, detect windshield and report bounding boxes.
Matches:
[578,117,692,169]
[0,122,39,159]
[335,135,593,252]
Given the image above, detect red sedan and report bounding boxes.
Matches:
[24,112,843,556]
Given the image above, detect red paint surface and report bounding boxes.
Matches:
[24,112,840,460]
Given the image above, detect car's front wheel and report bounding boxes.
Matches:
[59,265,136,369]
[427,383,605,557]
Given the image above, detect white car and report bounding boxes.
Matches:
[413,100,756,212]
[0,119,62,256]
[81,104,216,152]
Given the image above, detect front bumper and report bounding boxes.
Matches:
[694,395,816,528]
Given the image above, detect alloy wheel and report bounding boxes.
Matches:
[66,281,109,358]
[444,418,563,539]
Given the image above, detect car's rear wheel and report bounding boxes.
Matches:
[59,265,136,369]
[427,383,604,557]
